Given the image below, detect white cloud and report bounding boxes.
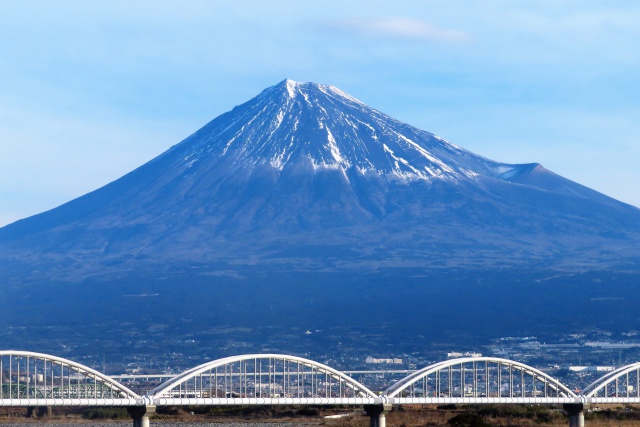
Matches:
[327,17,470,43]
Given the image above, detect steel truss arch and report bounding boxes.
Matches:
[149,354,378,405]
[384,357,577,403]
[0,350,140,406]
[581,362,640,401]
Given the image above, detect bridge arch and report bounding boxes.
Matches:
[384,357,576,403]
[581,362,640,401]
[149,354,378,405]
[0,350,140,406]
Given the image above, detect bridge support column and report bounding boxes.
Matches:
[563,403,589,427]
[26,406,50,418]
[127,405,156,427]
[26,406,36,418]
[37,406,52,418]
[364,404,392,427]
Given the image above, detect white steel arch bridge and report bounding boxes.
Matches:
[3,350,640,426]
[148,354,378,406]
[383,357,577,404]
[0,350,142,407]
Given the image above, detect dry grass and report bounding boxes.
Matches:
[324,404,640,427]
[3,404,640,426]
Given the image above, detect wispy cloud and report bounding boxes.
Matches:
[326,17,470,43]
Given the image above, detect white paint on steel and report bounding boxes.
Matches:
[148,354,377,399]
[0,350,141,402]
[8,351,640,407]
[581,362,640,397]
[0,398,142,407]
[384,357,577,399]
[390,397,580,404]
[153,397,380,406]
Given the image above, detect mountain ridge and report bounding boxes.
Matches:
[1,79,640,363]
[0,79,638,277]
[157,79,513,182]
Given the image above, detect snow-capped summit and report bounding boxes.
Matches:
[2,79,640,360]
[0,79,638,276]
[164,79,509,183]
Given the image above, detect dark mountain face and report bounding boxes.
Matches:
[1,79,638,279]
[1,80,639,361]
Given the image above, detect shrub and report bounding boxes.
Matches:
[448,413,492,427]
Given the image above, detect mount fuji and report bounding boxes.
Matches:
[1,80,639,358]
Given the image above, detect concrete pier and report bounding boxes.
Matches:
[127,405,156,427]
[364,404,392,427]
[563,403,589,427]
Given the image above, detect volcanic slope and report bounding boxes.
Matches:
[0,80,640,279]
[3,79,640,359]
[1,79,639,283]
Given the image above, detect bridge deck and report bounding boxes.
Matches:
[3,352,640,408]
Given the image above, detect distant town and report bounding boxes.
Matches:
[10,324,637,395]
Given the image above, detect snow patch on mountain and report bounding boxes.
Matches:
[164,79,526,185]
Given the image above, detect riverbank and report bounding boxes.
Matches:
[2,404,640,426]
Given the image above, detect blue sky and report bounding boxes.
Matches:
[1,1,639,226]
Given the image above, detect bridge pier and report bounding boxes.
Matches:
[364,404,392,427]
[127,405,156,427]
[26,407,36,419]
[563,403,589,427]
[25,406,50,419]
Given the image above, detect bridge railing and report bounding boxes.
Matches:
[8,351,640,407]
[0,351,140,406]
[581,362,640,402]
[384,357,577,404]
[148,354,379,405]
